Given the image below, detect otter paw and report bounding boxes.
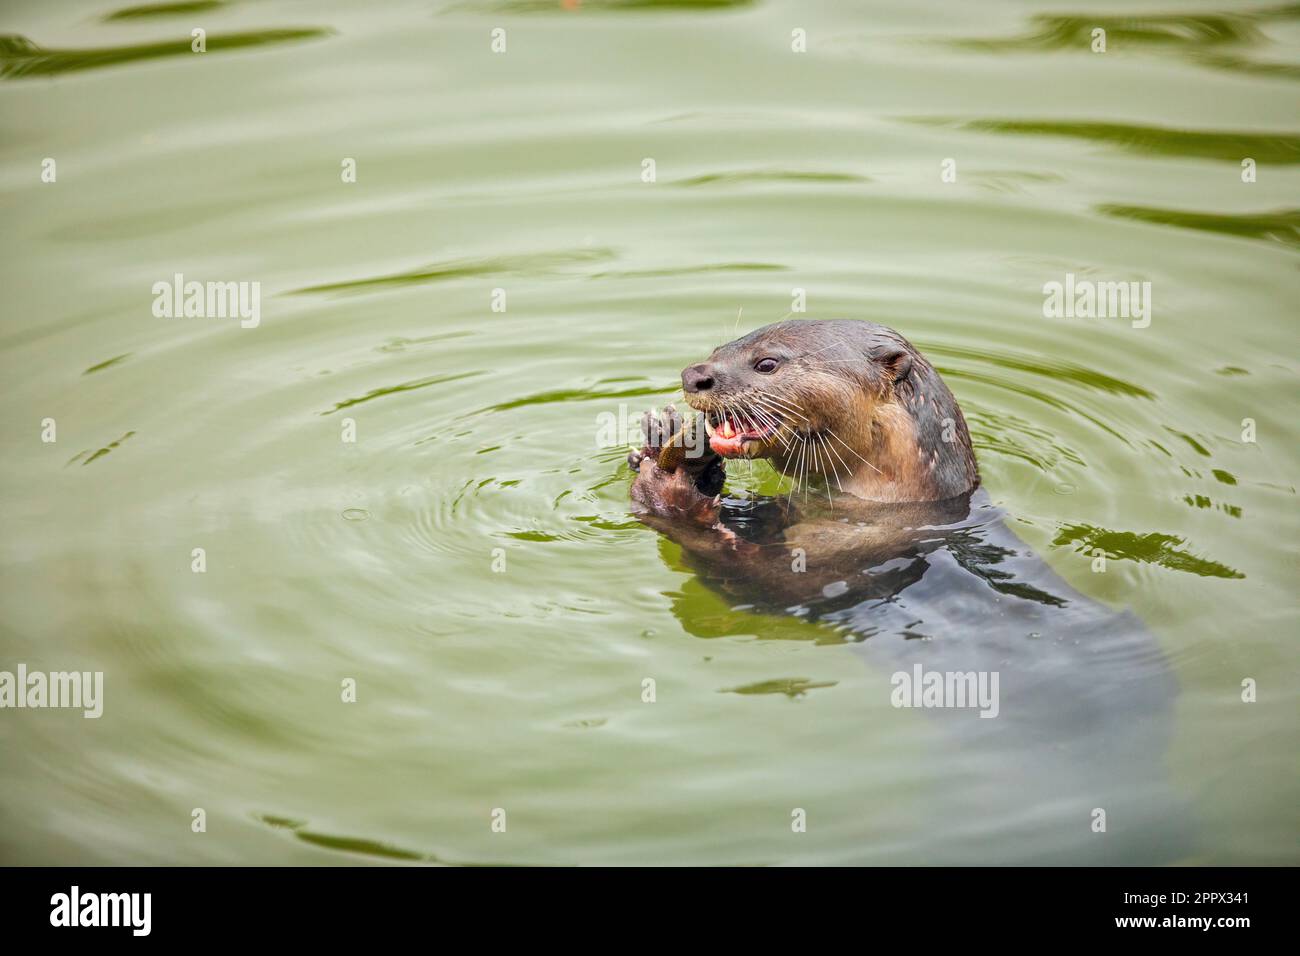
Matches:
[633,406,682,461]
[628,407,671,471]
[628,405,725,496]
[630,458,721,524]
[685,451,726,498]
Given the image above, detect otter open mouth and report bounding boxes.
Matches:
[704,410,782,457]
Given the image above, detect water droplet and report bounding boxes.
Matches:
[1053,482,1075,496]
[342,508,370,521]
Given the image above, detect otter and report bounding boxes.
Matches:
[626,319,1191,862]
[632,319,976,510]
[624,316,1157,636]
[627,319,990,602]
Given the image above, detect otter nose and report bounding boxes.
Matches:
[682,363,715,394]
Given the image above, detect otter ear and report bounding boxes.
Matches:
[872,347,913,385]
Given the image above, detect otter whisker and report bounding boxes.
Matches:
[797,435,810,504]
[770,424,800,457]
[751,395,806,439]
[757,391,806,414]
[741,388,795,412]
[815,432,842,505]
[746,400,784,434]
[734,398,799,456]
[811,442,832,512]
[746,408,779,440]
[735,404,763,438]
[784,435,808,517]
[818,431,854,491]
[760,414,805,462]
[824,425,884,475]
[754,405,803,456]
[753,393,806,422]
[756,400,802,425]
[794,438,806,507]
[748,394,802,436]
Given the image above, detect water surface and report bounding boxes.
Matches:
[1,0,1297,864]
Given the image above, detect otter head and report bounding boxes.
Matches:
[681,319,978,503]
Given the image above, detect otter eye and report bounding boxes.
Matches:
[754,357,780,374]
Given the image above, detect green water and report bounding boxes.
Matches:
[1,0,1296,865]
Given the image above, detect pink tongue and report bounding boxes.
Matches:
[710,433,747,455]
[710,419,747,455]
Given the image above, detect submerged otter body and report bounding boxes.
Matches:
[628,319,1190,862]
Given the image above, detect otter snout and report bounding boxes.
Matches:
[682,363,715,394]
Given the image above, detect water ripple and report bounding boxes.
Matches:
[943,4,1300,80]
[912,118,1300,165]
[321,371,484,415]
[1097,204,1300,247]
[0,29,332,79]
[289,248,617,296]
